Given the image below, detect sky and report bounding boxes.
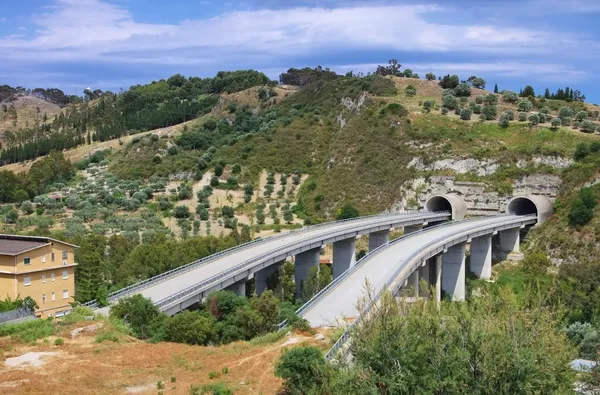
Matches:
[1,0,599,102]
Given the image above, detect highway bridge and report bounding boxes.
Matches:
[89,204,454,315]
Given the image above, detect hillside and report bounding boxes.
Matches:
[0,95,62,146]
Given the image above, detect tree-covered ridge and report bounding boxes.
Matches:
[0,70,273,165]
[0,84,81,106]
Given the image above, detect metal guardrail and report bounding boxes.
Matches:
[324,214,537,360]
[0,307,34,324]
[154,211,450,310]
[84,210,448,308]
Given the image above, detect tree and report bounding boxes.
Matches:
[502,90,518,103]
[5,209,18,223]
[214,163,224,177]
[574,142,589,161]
[528,113,540,126]
[275,262,296,302]
[544,88,551,99]
[494,83,499,93]
[402,68,413,78]
[422,100,434,113]
[375,59,401,77]
[404,85,416,97]
[439,74,459,89]
[110,294,162,339]
[470,77,486,89]
[210,176,220,187]
[581,120,597,133]
[13,189,29,203]
[483,93,498,105]
[336,203,359,220]
[558,106,574,124]
[441,90,458,110]
[517,99,533,112]
[173,205,191,219]
[283,209,293,224]
[164,311,217,345]
[275,346,329,395]
[569,198,594,226]
[425,72,436,81]
[21,200,34,215]
[521,85,535,97]
[551,117,562,129]
[221,206,234,218]
[454,83,471,97]
[481,105,498,120]
[498,113,510,128]
[576,111,589,122]
[460,108,472,120]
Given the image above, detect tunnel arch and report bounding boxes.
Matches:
[505,195,553,225]
[424,194,467,220]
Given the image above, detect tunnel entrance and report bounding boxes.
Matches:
[507,197,538,217]
[425,196,452,214]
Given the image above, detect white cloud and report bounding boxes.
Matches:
[0,0,573,65]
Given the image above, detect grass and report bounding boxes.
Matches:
[0,319,55,343]
[249,329,287,346]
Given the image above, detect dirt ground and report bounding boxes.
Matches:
[0,325,330,395]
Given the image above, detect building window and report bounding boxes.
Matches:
[51,252,55,262]
[62,270,68,279]
[24,257,31,265]
[42,274,46,283]
[24,276,31,286]
[62,290,69,299]
[51,292,55,301]
[42,294,46,304]
[51,272,55,281]
[42,254,46,263]
[62,251,68,260]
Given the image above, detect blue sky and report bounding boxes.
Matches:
[1,0,599,102]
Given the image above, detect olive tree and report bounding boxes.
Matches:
[551,117,562,129]
[517,99,533,112]
[502,90,518,103]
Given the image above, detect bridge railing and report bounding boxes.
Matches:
[154,211,450,310]
[324,214,536,360]
[83,210,441,308]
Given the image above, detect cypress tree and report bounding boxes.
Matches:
[493,84,498,93]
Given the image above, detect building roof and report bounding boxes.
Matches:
[0,234,78,256]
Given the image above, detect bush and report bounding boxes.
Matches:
[551,117,562,129]
[475,96,483,104]
[517,99,533,112]
[54,337,64,346]
[21,200,34,214]
[164,311,217,345]
[575,110,589,121]
[453,83,471,97]
[480,105,497,120]
[275,346,329,394]
[335,203,359,220]
[574,142,590,161]
[422,100,435,113]
[425,72,436,81]
[441,108,448,115]
[502,90,518,103]
[498,114,510,128]
[522,252,551,275]
[569,199,594,226]
[558,106,574,124]
[483,93,498,105]
[538,112,547,123]
[173,205,191,219]
[210,176,220,187]
[460,108,472,120]
[441,91,458,110]
[502,109,514,121]
[404,85,416,97]
[518,112,528,122]
[5,209,18,223]
[539,106,551,114]
[581,120,597,133]
[528,113,540,126]
[221,206,234,218]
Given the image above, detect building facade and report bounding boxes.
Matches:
[0,235,78,318]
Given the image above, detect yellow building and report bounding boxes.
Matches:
[0,234,78,318]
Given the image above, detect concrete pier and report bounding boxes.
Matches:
[368,230,389,251]
[442,243,466,301]
[255,261,284,295]
[404,224,423,234]
[332,238,356,279]
[470,235,492,280]
[295,247,321,297]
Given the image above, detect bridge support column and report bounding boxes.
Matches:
[332,238,356,279]
[442,243,466,301]
[470,235,492,280]
[418,260,431,297]
[255,261,284,295]
[408,270,419,297]
[404,224,423,234]
[499,228,523,261]
[434,255,442,303]
[227,279,247,297]
[295,247,321,298]
[368,230,389,251]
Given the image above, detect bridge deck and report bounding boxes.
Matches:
[301,215,534,327]
[110,211,448,306]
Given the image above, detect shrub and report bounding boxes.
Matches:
[454,83,471,97]
[425,72,436,81]
[522,252,551,275]
[21,200,34,214]
[483,94,498,105]
[574,142,590,161]
[502,109,514,121]
[475,96,483,104]
[460,108,472,120]
[198,159,208,171]
[221,206,234,218]
[528,113,540,126]
[442,91,458,110]
[590,141,600,152]
[538,112,547,123]
[164,311,217,345]
[5,209,18,223]
[498,114,510,128]
[404,85,416,97]
[335,203,359,220]
[210,176,220,187]
[231,163,241,174]
[441,108,448,115]
[569,198,594,226]
[275,346,329,394]
[551,117,562,129]
[480,105,497,120]
[214,164,224,177]
[558,106,574,124]
[581,120,597,133]
[502,90,518,103]
[517,99,533,112]
[110,295,162,339]
[54,337,64,346]
[539,106,551,114]
[173,205,191,219]
[13,189,29,203]
[575,110,589,121]
[422,100,435,113]
[518,112,528,122]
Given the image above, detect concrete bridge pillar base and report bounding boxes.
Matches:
[332,238,356,279]
[442,242,466,301]
[368,230,389,251]
[470,235,492,280]
[434,255,442,303]
[404,224,423,235]
[255,261,284,295]
[499,228,522,261]
[295,247,321,298]
[227,279,247,297]
[418,260,430,297]
[407,270,419,297]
